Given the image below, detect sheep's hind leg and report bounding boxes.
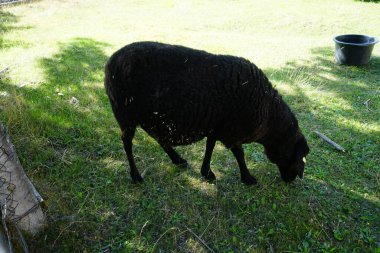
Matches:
[201,137,216,181]
[230,144,257,185]
[160,144,188,167]
[121,126,143,183]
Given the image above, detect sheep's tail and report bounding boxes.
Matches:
[104,56,133,129]
[104,59,117,106]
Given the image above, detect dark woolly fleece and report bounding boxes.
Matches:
[105,42,309,184]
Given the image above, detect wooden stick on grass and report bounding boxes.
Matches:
[314,130,345,152]
[141,168,149,178]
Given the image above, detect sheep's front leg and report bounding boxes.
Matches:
[230,144,257,185]
[121,126,143,183]
[201,137,216,181]
[160,144,188,166]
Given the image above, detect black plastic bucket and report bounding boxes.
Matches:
[333,34,378,65]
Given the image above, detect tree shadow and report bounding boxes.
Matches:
[0,37,118,251]
[1,37,111,144]
[265,47,379,152]
[39,38,109,86]
[0,9,17,49]
[267,47,379,178]
[0,9,32,50]
[0,9,17,32]
[257,47,380,250]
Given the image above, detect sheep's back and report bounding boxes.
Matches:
[106,42,273,146]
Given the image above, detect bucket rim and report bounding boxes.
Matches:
[333,34,378,46]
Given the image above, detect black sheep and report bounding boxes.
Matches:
[104,42,309,185]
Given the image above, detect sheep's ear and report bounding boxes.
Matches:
[295,137,309,178]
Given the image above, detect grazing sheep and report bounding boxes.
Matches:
[105,42,309,185]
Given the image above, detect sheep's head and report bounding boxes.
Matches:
[265,133,310,182]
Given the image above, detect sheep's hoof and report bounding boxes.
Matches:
[174,159,188,168]
[131,173,143,183]
[202,170,216,181]
[241,175,257,185]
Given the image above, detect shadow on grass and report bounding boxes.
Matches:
[263,47,379,193]
[260,47,380,250]
[265,47,379,151]
[0,9,17,49]
[0,9,17,32]
[0,9,32,50]
[0,37,118,251]
[40,38,109,86]
[0,42,379,252]
[356,0,380,3]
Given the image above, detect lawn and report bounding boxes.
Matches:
[0,0,379,252]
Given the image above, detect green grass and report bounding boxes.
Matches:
[1,0,379,252]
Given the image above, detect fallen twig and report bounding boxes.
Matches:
[314,130,345,152]
[185,226,215,253]
[141,168,149,178]
[139,220,150,238]
[363,99,371,111]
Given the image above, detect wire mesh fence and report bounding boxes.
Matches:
[0,126,25,252]
[0,125,28,252]
[0,0,35,6]
[0,0,20,4]
[0,123,45,253]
